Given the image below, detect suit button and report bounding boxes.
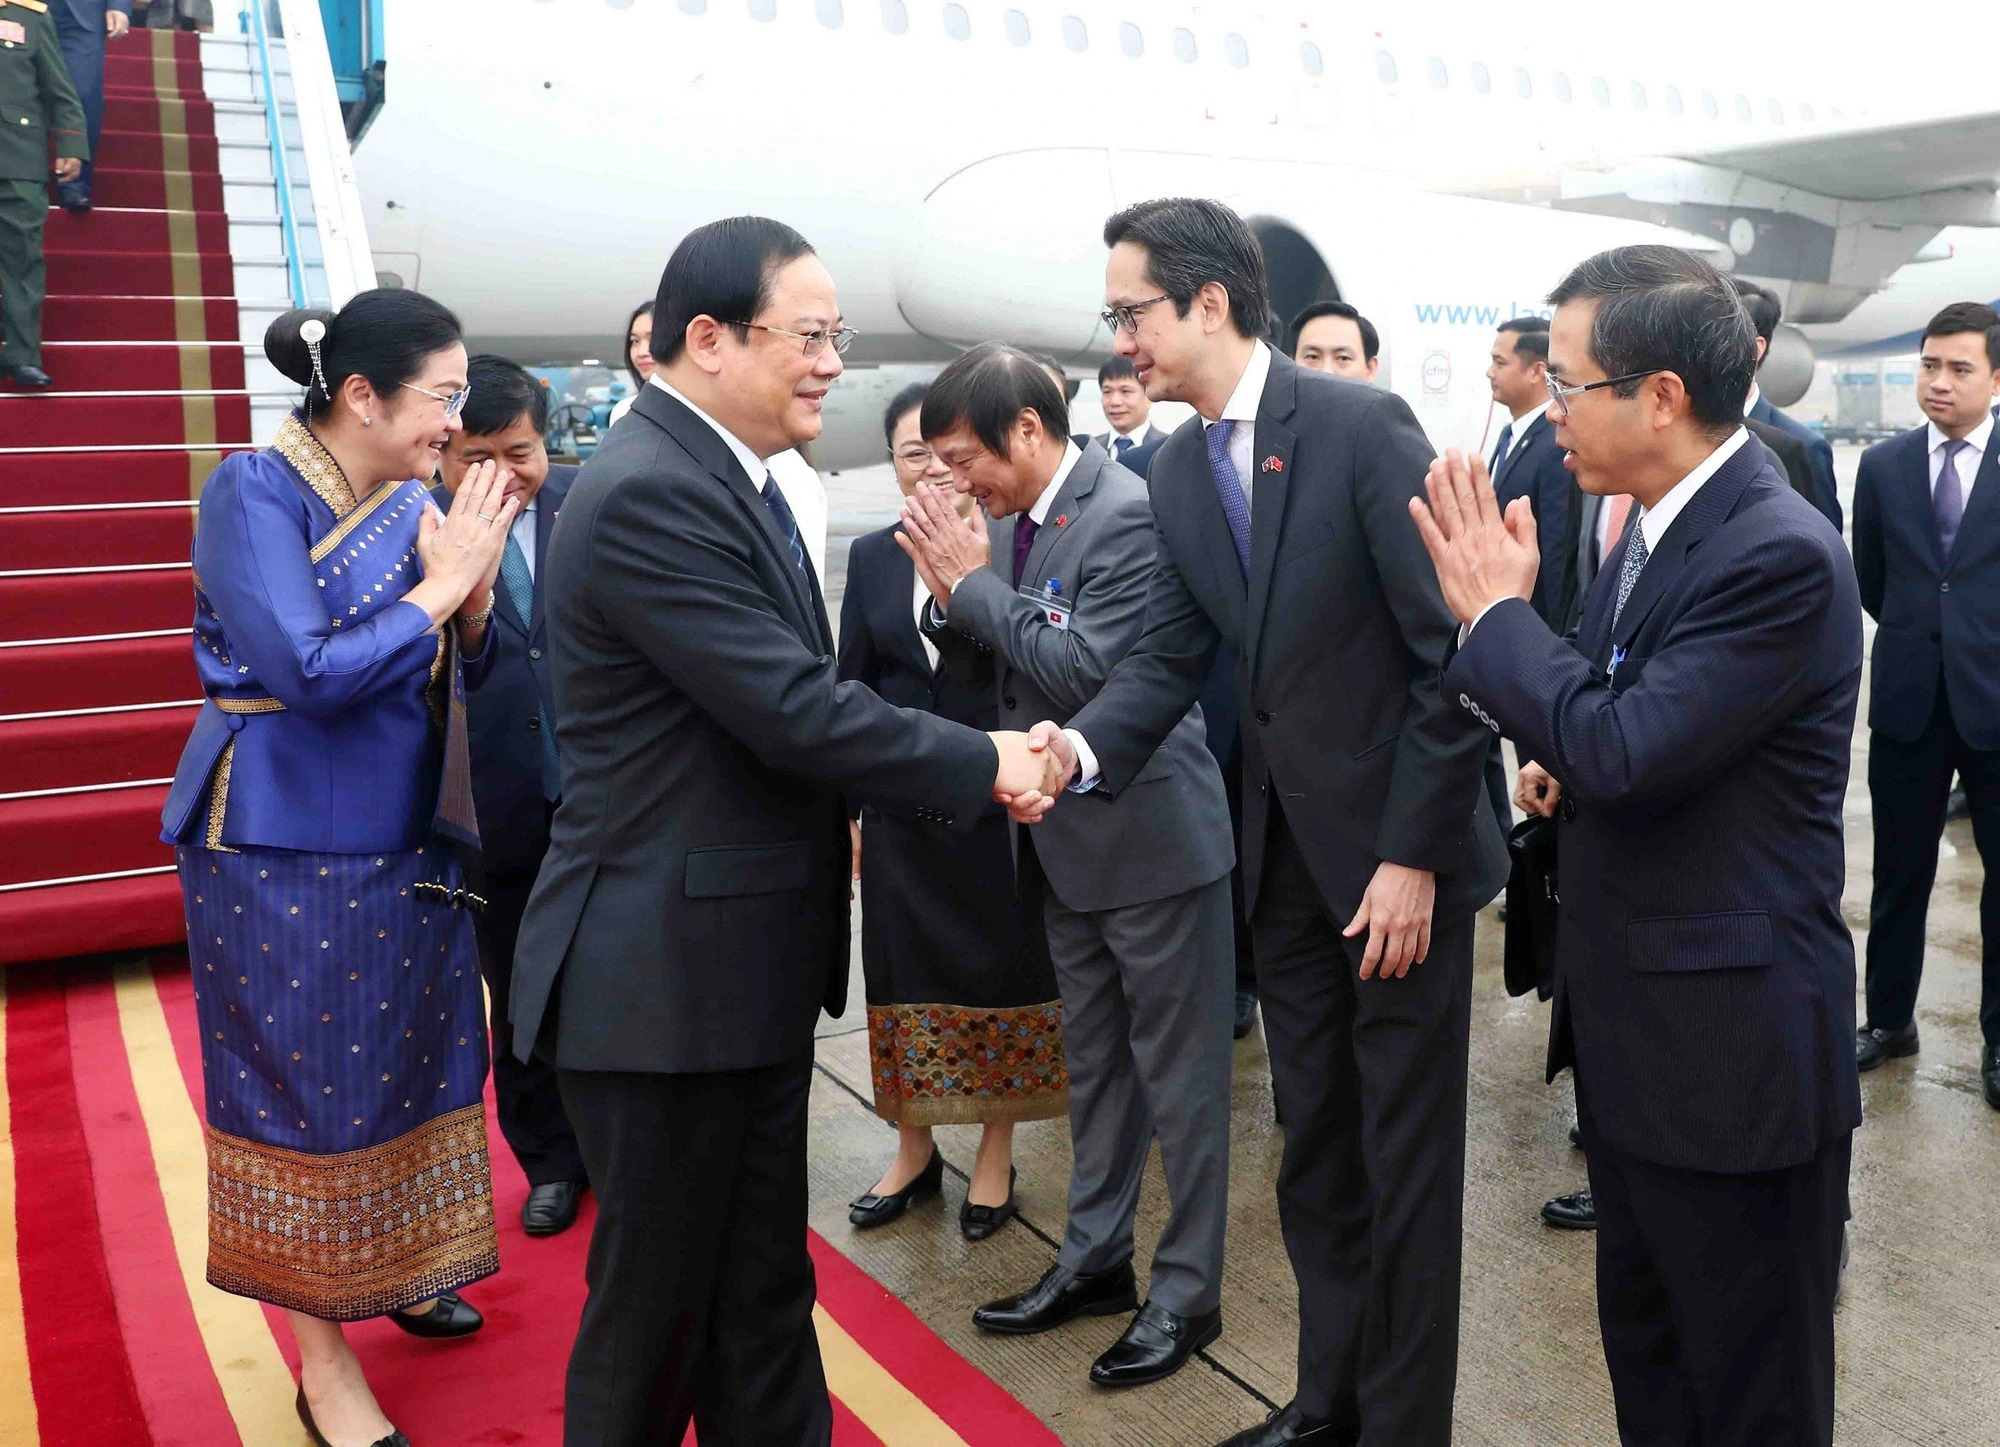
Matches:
[1941,582,1951,593]
[527,717,541,730]
[1255,709,1272,724]
[1259,782,1269,796]
[1003,695,1017,709]
[529,647,542,659]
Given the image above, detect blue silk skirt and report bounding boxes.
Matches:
[178,841,499,1319]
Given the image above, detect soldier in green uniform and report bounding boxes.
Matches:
[0,0,88,388]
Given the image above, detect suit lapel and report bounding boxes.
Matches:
[1020,444,1102,592]
[1246,358,1300,674]
[1899,431,1945,572]
[1610,438,1763,652]
[1944,429,2000,570]
[529,467,571,640]
[882,530,933,679]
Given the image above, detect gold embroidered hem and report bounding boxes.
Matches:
[867,1001,1069,1128]
[204,1103,499,1321]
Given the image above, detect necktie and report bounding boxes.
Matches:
[1113,435,1135,461]
[1600,493,1634,569]
[1935,438,1970,559]
[1013,512,1039,586]
[760,473,809,578]
[1492,423,1513,471]
[1206,419,1252,577]
[1612,517,1649,630]
[498,530,561,800]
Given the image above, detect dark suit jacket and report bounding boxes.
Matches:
[1448,438,1863,1174]
[1745,417,1815,508]
[1749,392,1840,532]
[1852,423,2000,750]
[1067,350,1507,922]
[510,385,997,1074]
[429,468,573,873]
[1121,432,1167,480]
[1491,410,1582,629]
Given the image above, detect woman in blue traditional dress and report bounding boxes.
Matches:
[162,291,522,1447]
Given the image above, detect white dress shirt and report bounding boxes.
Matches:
[1496,401,1547,464]
[911,568,939,670]
[1745,381,1762,415]
[647,374,827,577]
[1204,341,1273,503]
[1928,414,1993,501]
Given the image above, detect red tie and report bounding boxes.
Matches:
[1600,494,1634,567]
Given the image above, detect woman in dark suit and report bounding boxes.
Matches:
[837,385,1066,1241]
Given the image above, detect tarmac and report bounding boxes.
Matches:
[807,445,2000,1445]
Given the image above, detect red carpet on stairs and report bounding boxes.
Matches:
[0,959,1068,1447]
[1,29,250,967]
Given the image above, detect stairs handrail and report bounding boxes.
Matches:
[272,0,378,305]
[242,1,307,306]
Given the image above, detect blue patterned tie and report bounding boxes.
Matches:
[499,531,561,800]
[1206,420,1252,578]
[1113,435,1135,462]
[761,473,809,578]
[1611,518,1649,630]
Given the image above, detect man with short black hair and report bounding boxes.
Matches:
[1034,197,1505,1447]
[1419,243,1862,1446]
[898,342,1236,1390]
[1289,299,1379,383]
[1096,355,1165,460]
[1732,278,1842,529]
[1852,300,2000,1109]
[434,355,588,1238]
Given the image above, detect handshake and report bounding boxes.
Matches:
[987,723,1079,823]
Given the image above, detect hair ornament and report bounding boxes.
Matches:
[299,317,331,400]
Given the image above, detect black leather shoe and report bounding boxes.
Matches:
[57,182,91,214]
[1216,1400,1338,1445]
[1982,1044,2000,1111]
[1541,1189,1596,1230]
[1232,991,1259,1040]
[1948,784,1970,821]
[521,1180,584,1236]
[388,1288,483,1337]
[1089,1299,1220,1387]
[960,1167,1017,1241]
[4,366,53,388]
[973,1260,1138,1335]
[1856,1022,1919,1071]
[1568,1124,1581,1148]
[849,1148,942,1228]
[297,1387,410,1447]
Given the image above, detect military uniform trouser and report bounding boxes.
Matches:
[0,178,47,368]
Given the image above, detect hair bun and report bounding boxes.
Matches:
[264,307,337,388]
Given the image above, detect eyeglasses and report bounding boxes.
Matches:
[402,381,471,419]
[893,445,936,468]
[1100,295,1173,335]
[1544,368,1662,417]
[733,322,859,357]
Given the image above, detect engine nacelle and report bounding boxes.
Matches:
[1759,324,1817,409]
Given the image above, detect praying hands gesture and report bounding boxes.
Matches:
[895,481,990,610]
[1408,448,1541,627]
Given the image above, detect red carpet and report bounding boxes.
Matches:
[0,29,247,966]
[0,958,1065,1446]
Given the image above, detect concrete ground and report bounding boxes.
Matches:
[808,446,2000,1445]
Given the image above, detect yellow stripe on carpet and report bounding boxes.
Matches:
[112,962,298,1445]
[813,1303,971,1447]
[150,25,218,494]
[0,980,42,1446]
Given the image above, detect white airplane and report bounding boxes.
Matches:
[356,0,2000,466]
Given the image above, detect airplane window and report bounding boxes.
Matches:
[1552,72,1571,103]
[1767,99,1784,123]
[816,0,841,26]
[1426,56,1447,88]
[678,0,706,13]
[1471,61,1491,94]
[1701,89,1719,119]
[1226,33,1248,67]
[1734,93,1752,122]
[1064,16,1087,50]
[748,0,774,19]
[1120,21,1142,58]
[943,2,968,40]
[1514,67,1532,99]
[1375,50,1397,84]
[1800,101,1815,122]
[1172,28,1195,62]
[1300,41,1323,76]
[1003,8,1027,44]
[1630,81,1647,111]
[1665,85,1683,115]
[879,0,907,32]
[1591,75,1609,106]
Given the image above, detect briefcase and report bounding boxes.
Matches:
[1503,815,1559,1001]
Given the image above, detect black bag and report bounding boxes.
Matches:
[1503,814,1559,1000]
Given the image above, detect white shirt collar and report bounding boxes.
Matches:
[1508,400,1548,433]
[1203,340,1272,427]
[649,373,769,488]
[1927,413,1994,462]
[1745,380,1762,414]
[1110,419,1151,443]
[1637,427,1750,552]
[1027,442,1083,526]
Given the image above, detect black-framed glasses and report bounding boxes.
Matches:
[1545,368,1662,417]
[1100,294,1173,334]
[733,322,859,357]
[402,381,471,419]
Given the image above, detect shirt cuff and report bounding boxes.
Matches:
[1064,729,1100,793]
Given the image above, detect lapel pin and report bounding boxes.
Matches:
[1261,456,1283,474]
[1054,514,1069,527]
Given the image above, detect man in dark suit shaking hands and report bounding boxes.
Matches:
[1851,301,2000,1107]
[512,217,1068,1447]
[1414,245,1863,1447]
[1031,198,1506,1447]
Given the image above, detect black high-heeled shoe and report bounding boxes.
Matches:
[386,1289,483,1338]
[296,1386,411,1447]
[959,1166,1018,1242]
[848,1148,942,1228]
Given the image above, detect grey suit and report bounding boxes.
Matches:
[930,441,1236,1316]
